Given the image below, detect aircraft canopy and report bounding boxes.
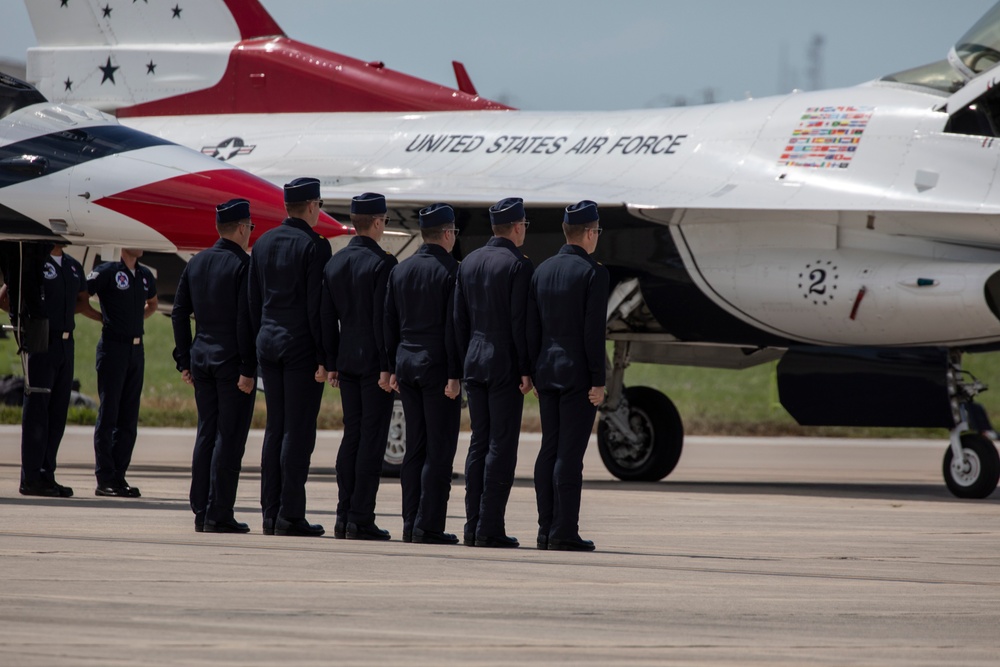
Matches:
[882,2,1000,94]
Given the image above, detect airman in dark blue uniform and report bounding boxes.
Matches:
[248,178,331,537]
[528,201,610,552]
[384,203,462,544]
[322,192,397,541]
[86,249,158,497]
[454,197,534,548]
[172,199,258,534]
[1,244,88,497]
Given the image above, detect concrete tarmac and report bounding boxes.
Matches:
[1,426,999,666]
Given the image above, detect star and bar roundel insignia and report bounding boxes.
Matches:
[201,137,256,161]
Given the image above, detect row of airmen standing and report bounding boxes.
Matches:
[178,178,610,550]
[12,176,609,551]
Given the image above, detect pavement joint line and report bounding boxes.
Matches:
[2,531,994,587]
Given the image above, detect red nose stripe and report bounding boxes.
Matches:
[94,169,346,250]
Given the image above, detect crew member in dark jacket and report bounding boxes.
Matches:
[248,178,331,537]
[454,197,534,548]
[528,200,610,552]
[384,203,462,544]
[0,244,90,497]
[172,199,258,534]
[85,248,158,497]
[322,192,398,541]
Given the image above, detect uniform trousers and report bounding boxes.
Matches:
[399,377,461,533]
[534,387,598,540]
[94,338,144,485]
[190,360,256,523]
[464,380,523,538]
[21,336,74,485]
[336,372,394,525]
[259,358,323,521]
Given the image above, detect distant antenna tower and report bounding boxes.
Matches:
[807,34,825,91]
[778,41,796,93]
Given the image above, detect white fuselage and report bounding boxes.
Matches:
[121,80,1000,348]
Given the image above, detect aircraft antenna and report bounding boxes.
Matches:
[807,34,825,91]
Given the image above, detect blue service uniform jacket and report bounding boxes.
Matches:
[171,238,257,377]
[454,236,533,385]
[527,244,610,390]
[42,253,86,334]
[86,260,157,340]
[384,243,461,384]
[321,235,398,376]
[248,217,331,367]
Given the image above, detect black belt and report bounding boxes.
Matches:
[50,331,72,340]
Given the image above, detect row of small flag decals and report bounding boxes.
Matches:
[779,106,874,169]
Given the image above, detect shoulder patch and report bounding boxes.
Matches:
[86,270,99,281]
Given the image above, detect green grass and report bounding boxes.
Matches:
[3,313,1000,438]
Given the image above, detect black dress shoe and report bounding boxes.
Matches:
[53,482,74,498]
[194,512,206,533]
[537,534,549,550]
[333,521,346,539]
[19,480,61,497]
[463,533,476,547]
[413,529,460,545]
[119,478,141,498]
[402,529,412,543]
[475,534,520,548]
[262,518,276,536]
[95,483,129,497]
[275,516,325,537]
[205,518,251,534]
[548,536,596,552]
[346,522,390,541]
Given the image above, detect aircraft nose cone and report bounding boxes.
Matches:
[316,210,350,240]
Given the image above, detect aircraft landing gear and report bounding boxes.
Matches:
[942,354,999,498]
[943,432,1000,498]
[597,341,684,481]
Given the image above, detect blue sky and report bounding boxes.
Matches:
[3,1,997,110]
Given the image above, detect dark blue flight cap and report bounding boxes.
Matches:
[418,203,455,228]
[489,197,525,225]
[351,192,387,215]
[564,200,599,225]
[284,177,321,203]
[216,198,250,224]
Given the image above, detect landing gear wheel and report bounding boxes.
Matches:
[943,433,1000,499]
[597,386,683,481]
[382,398,405,477]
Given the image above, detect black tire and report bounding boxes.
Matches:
[597,386,683,482]
[943,433,1000,499]
[382,398,405,477]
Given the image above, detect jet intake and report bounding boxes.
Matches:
[679,243,1000,346]
[777,346,953,428]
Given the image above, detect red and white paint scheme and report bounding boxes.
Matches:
[0,92,345,251]
[23,0,1000,496]
[25,0,509,116]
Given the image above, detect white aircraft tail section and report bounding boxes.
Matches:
[24,0,283,113]
[23,0,509,116]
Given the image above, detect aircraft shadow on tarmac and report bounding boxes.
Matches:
[576,478,1000,503]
